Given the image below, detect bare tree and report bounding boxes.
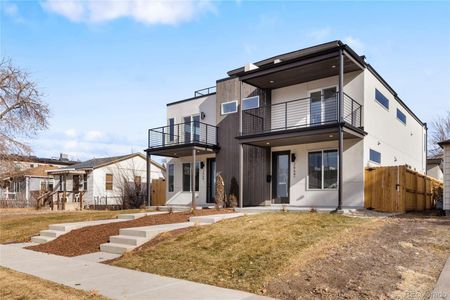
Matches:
[428,111,450,157]
[0,59,50,173]
[111,158,146,209]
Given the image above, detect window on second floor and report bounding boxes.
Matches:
[375,89,389,110]
[168,118,175,142]
[242,96,260,110]
[221,100,238,115]
[105,173,113,190]
[369,149,381,164]
[396,108,406,124]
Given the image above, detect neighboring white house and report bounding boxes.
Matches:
[145,41,427,209]
[47,153,165,209]
[427,156,444,181]
[0,165,59,205]
[438,140,450,213]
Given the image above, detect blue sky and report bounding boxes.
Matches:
[1,0,449,161]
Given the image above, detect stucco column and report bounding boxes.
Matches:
[146,152,151,207]
[191,148,196,209]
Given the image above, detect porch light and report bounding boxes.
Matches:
[266,142,270,145]
[269,80,275,83]
[332,65,336,68]
[329,134,334,138]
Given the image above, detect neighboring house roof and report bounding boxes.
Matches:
[427,154,443,166]
[51,153,165,172]
[2,165,59,180]
[3,154,78,166]
[438,139,450,148]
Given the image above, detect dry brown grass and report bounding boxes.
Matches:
[0,209,150,244]
[0,267,108,300]
[111,212,366,293]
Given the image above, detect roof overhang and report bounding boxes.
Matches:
[47,169,87,175]
[229,41,365,89]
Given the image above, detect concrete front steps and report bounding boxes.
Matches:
[100,212,245,255]
[31,211,167,244]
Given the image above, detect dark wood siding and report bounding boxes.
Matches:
[215,77,271,206]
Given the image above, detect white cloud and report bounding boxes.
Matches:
[64,128,78,138]
[344,36,365,54]
[85,130,104,141]
[307,27,332,41]
[3,2,24,23]
[41,0,214,25]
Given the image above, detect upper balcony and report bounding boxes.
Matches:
[238,92,365,147]
[242,92,361,135]
[146,121,219,157]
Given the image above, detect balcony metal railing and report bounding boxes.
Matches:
[242,92,362,136]
[194,86,216,97]
[148,121,218,149]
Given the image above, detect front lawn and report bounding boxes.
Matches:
[110,212,367,293]
[0,209,150,244]
[0,267,107,300]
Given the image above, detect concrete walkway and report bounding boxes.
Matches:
[0,245,269,300]
[432,255,450,299]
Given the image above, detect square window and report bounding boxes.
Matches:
[369,149,381,164]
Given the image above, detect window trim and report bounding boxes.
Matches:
[306,148,338,191]
[221,100,238,115]
[242,96,260,111]
[375,88,390,110]
[396,108,407,125]
[369,149,381,164]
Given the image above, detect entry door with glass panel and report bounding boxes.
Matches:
[310,87,337,125]
[272,151,290,204]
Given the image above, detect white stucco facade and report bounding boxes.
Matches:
[442,144,450,211]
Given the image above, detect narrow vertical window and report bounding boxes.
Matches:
[168,164,174,192]
[168,118,175,142]
[308,151,322,189]
[182,163,190,192]
[105,173,113,190]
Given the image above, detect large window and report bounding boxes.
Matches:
[221,100,238,115]
[308,150,338,189]
[168,164,174,192]
[396,109,406,124]
[105,173,113,190]
[182,163,200,192]
[375,89,389,110]
[242,96,259,110]
[369,149,381,164]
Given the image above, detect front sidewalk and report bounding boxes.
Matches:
[0,245,269,300]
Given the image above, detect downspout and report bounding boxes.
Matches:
[239,81,244,208]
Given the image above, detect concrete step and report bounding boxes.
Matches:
[99,243,135,255]
[39,230,64,238]
[109,235,147,246]
[48,224,79,232]
[189,213,245,224]
[117,211,167,220]
[31,235,55,244]
[119,222,194,238]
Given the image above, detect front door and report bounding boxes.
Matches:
[272,151,290,204]
[207,158,216,203]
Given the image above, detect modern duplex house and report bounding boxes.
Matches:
[145,41,426,209]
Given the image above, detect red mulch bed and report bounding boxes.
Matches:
[26,209,233,257]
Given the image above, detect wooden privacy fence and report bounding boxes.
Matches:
[151,178,166,206]
[364,165,443,212]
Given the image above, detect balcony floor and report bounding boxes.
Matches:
[145,143,219,158]
[236,123,366,147]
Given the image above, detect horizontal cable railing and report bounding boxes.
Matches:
[148,121,218,149]
[242,92,362,136]
[194,86,216,97]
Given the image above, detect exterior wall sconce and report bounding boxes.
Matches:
[201,112,206,120]
[200,161,205,169]
[291,153,296,163]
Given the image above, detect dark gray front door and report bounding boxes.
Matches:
[207,158,216,203]
[272,151,290,204]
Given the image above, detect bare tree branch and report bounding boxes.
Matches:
[0,58,50,173]
[428,111,450,157]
